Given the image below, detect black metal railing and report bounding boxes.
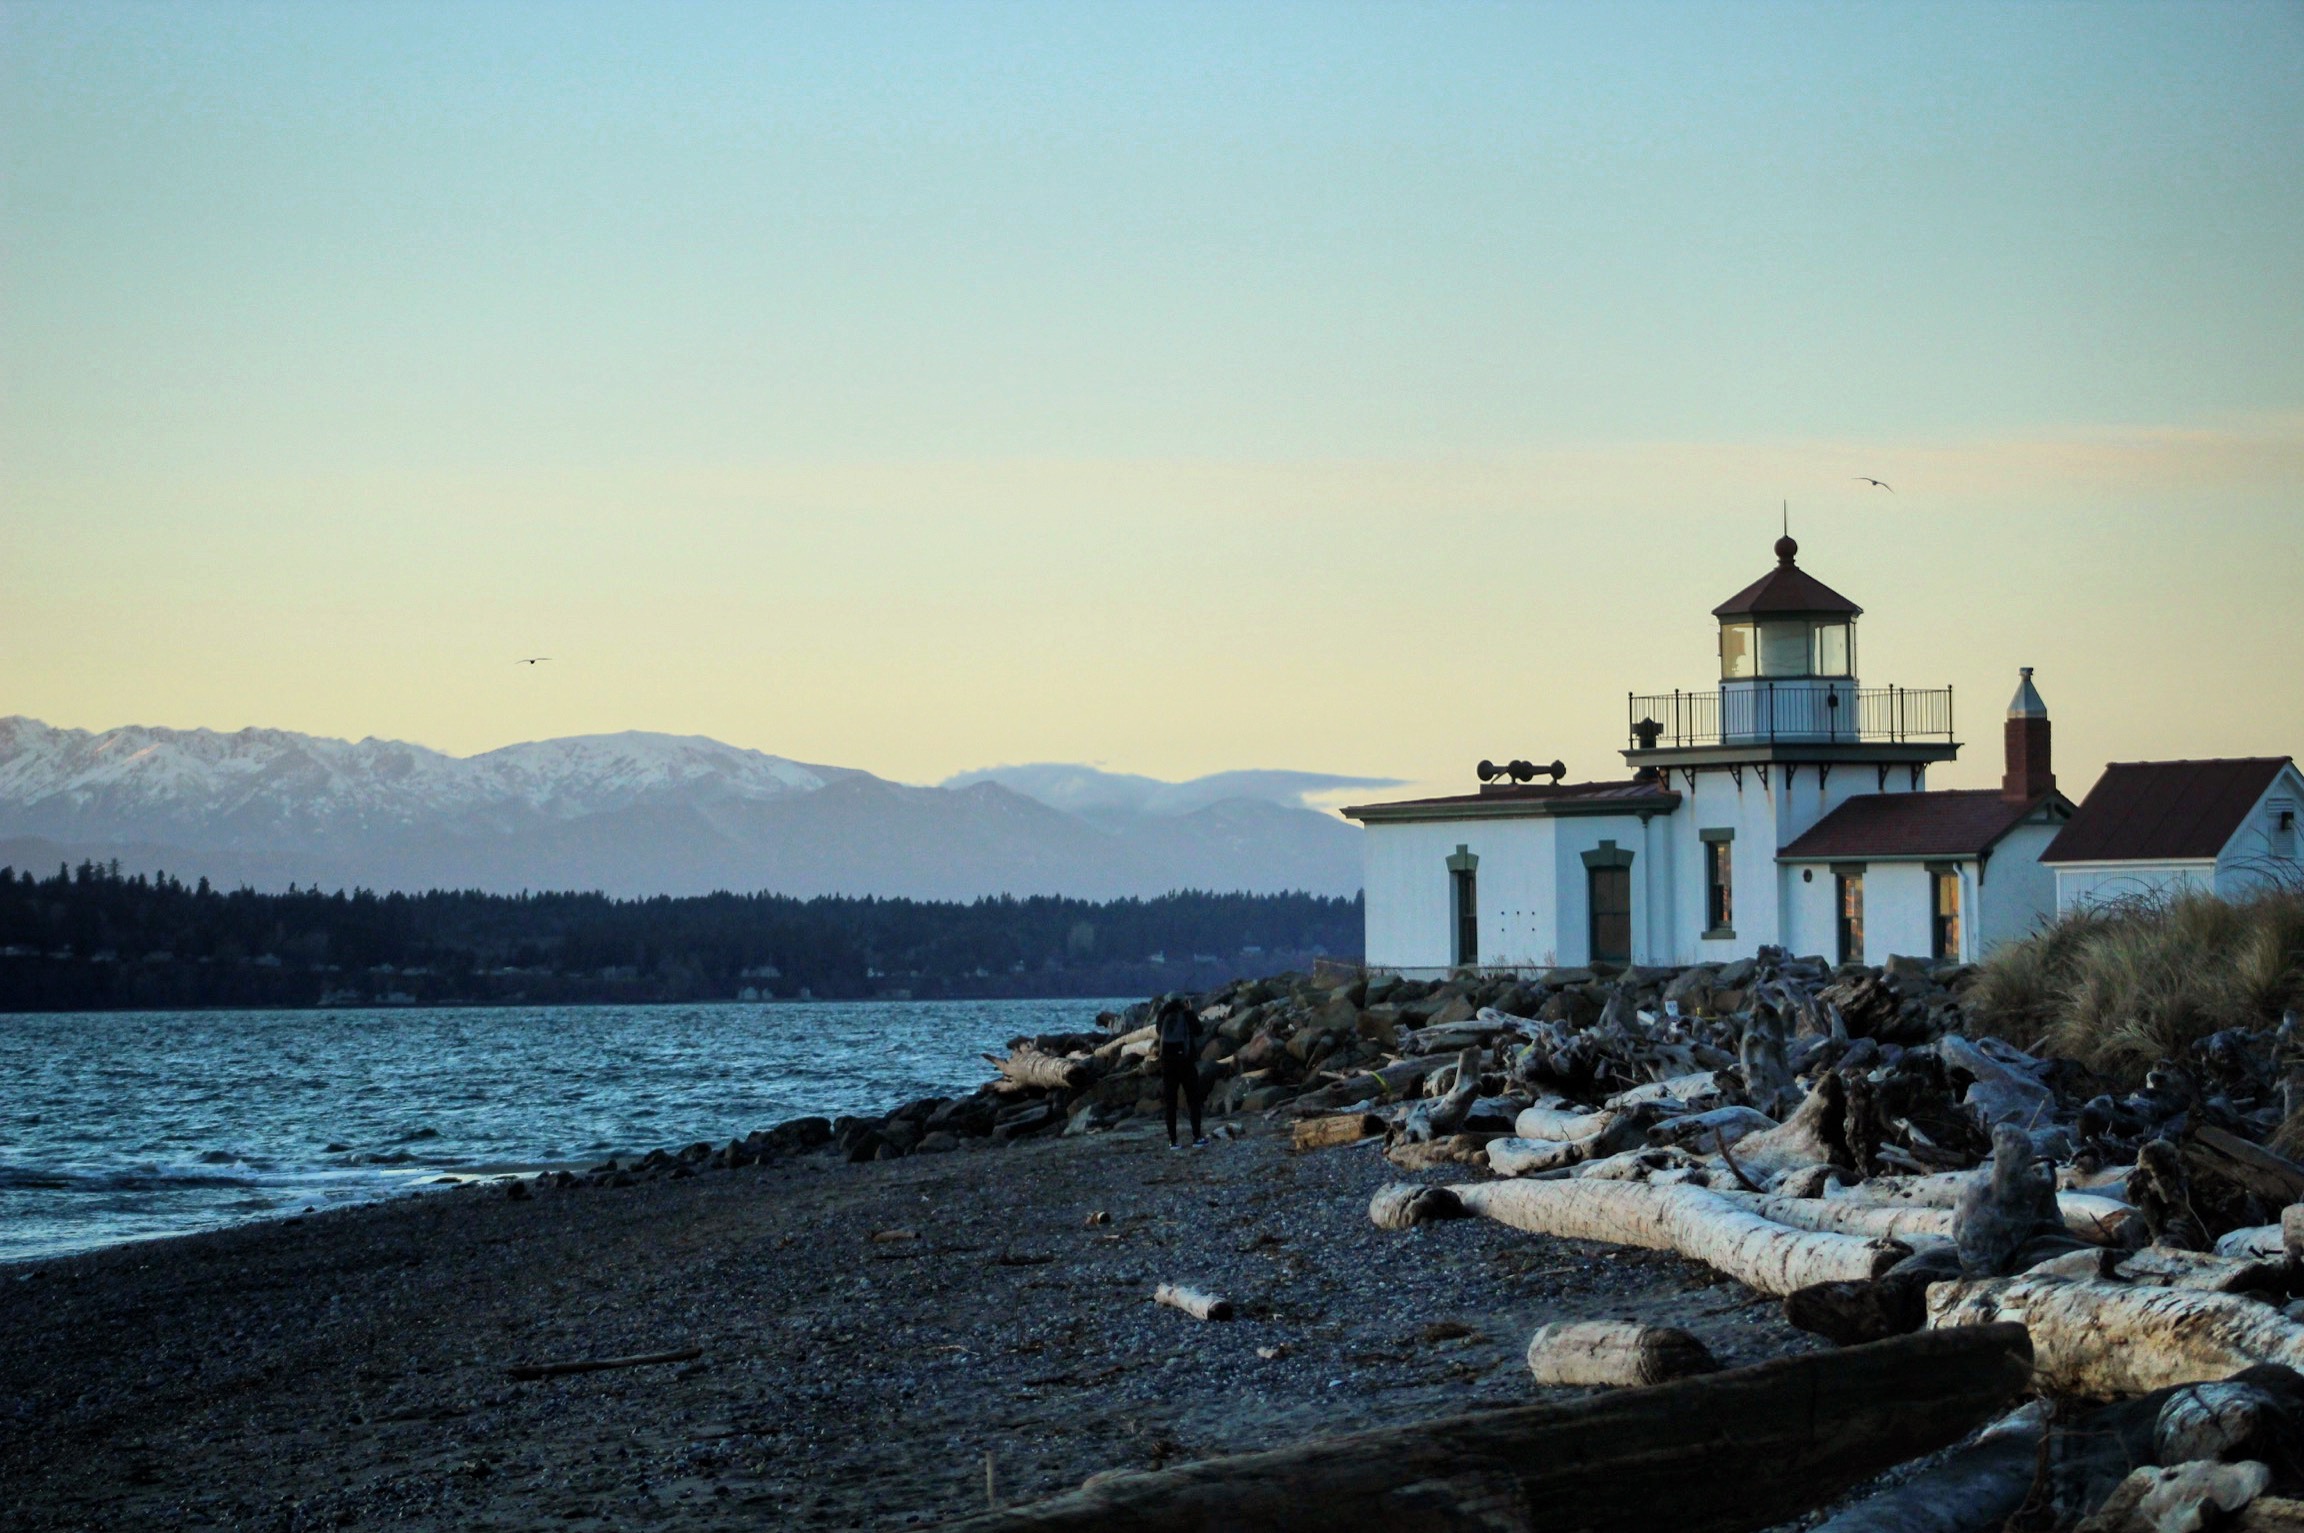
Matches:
[1627,685,1954,749]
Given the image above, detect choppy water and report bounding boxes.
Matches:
[0,1000,1121,1262]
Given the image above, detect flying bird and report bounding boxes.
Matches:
[516,657,552,666]
[1854,477,1894,493]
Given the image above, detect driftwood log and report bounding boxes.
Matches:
[1524,1321,1718,1387]
[1929,1274,2304,1395]
[505,1346,703,1381]
[928,1324,2035,1533]
[987,1049,1089,1091]
[1400,1048,1483,1143]
[1720,1072,1849,1182]
[1153,1283,1234,1322]
[1711,1190,1957,1242]
[1824,1173,2136,1246]
[1370,1179,1908,1295]
[1809,1400,2048,1533]
[1291,1113,1384,1152]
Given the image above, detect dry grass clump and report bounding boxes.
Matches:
[1969,888,2304,1080]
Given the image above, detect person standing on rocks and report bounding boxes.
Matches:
[1156,997,1209,1149]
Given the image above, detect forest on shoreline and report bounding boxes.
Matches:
[0,861,1360,1010]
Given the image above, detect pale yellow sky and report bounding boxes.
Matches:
[8,417,2299,806]
[4,3,2301,808]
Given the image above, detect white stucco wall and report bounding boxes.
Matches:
[1975,820,2062,951]
[1662,761,1930,965]
[1361,816,1562,972]
[2215,765,2304,898]
[2054,862,2217,915]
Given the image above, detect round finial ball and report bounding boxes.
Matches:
[1774,534,1798,564]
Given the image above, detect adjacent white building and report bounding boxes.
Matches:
[2042,756,2303,913]
[1344,536,2077,973]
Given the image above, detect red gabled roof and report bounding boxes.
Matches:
[1778,789,2061,861]
[2040,758,2294,864]
[1712,536,1863,619]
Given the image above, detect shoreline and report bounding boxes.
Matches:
[0,1109,1819,1532]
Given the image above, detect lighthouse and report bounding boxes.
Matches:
[1347,535,2073,972]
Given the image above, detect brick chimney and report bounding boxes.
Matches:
[2002,667,2053,801]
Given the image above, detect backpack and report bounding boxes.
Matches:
[1157,1004,1197,1058]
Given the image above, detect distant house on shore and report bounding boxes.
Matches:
[1342,535,2085,974]
[2041,756,2303,914]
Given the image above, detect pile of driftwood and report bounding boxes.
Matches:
[791,948,1987,1165]
[555,949,1984,1178]
[1274,946,2304,1530]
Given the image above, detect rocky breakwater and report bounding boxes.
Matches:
[533,949,1982,1196]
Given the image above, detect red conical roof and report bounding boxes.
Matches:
[1711,536,1862,618]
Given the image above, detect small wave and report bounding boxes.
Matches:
[0,1163,258,1193]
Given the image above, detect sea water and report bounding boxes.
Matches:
[0,999,1122,1262]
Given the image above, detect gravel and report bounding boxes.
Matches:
[0,1119,1822,1531]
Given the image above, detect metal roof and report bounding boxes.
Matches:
[1342,778,1680,824]
[2040,757,2294,864]
[1712,536,1863,619]
[1778,789,2063,861]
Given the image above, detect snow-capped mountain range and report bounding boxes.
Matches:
[0,718,1383,900]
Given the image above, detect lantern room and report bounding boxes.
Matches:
[1715,535,1861,681]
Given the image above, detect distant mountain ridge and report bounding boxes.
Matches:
[0,718,1382,900]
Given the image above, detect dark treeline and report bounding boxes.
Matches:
[0,861,1361,1011]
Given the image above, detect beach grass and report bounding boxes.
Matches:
[1970,886,2304,1080]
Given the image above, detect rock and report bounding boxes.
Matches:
[1357,1007,1401,1048]
[993,1102,1061,1142]
[1715,957,1758,988]
[503,1179,530,1201]
[915,1131,958,1154]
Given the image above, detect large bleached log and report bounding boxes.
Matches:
[1515,1104,1617,1142]
[1722,1072,1851,1182]
[929,1325,2035,1533]
[1826,1172,2136,1247]
[1153,1283,1234,1322]
[1367,1182,1469,1229]
[1524,1321,1718,1387]
[1711,1190,1956,1242]
[1810,1401,2048,1533]
[1091,1025,1156,1064]
[2220,1223,2288,1261]
[2114,1246,2286,1293]
[987,1049,1089,1091]
[1928,1275,2304,1395]
[1371,1178,1908,1295]
[1486,1136,1603,1177]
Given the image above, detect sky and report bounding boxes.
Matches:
[3,1,2300,809]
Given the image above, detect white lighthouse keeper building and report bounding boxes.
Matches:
[1344,536,2072,974]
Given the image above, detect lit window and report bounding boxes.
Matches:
[1759,622,1810,677]
[1720,623,1756,679]
[1932,870,1961,961]
[1704,840,1734,934]
[1836,871,1865,964]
